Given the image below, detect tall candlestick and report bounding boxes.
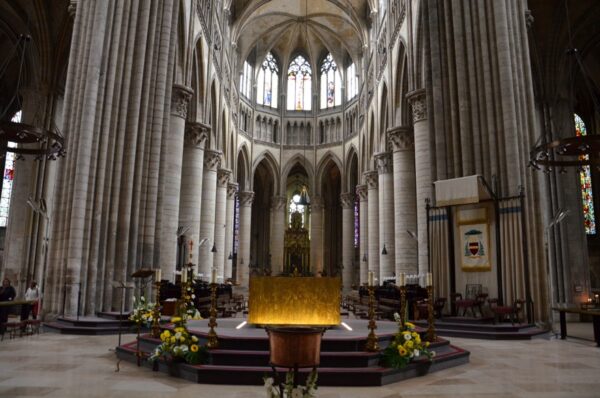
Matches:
[426,272,432,287]
[182,268,187,283]
[155,269,161,282]
[398,272,405,287]
[368,271,374,287]
[189,240,193,262]
[211,268,217,284]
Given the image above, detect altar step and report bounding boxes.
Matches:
[116,335,469,386]
[413,319,548,340]
[44,315,135,335]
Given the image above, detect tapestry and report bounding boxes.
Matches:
[458,208,491,271]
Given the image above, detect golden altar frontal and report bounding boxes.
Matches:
[248,276,341,326]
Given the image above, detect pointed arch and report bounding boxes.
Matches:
[379,82,389,152]
[281,154,315,195]
[345,145,359,192]
[252,150,280,194]
[190,38,205,121]
[208,80,218,149]
[394,40,409,126]
[315,151,343,195]
[236,143,251,191]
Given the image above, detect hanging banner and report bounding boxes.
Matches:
[458,208,491,271]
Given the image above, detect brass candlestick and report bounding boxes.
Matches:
[365,285,379,352]
[151,279,161,338]
[206,282,219,348]
[426,285,436,342]
[399,285,407,329]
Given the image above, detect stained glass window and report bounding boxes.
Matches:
[0,111,20,227]
[239,61,253,99]
[289,194,306,227]
[257,52,279,108]
[287,55,312,111]
[320,53,341,109]
[575,113,595,235]
[346,62,358,101]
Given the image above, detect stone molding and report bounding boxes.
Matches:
[227,182,239,199]
[171,84,194,119]
[310,196,324,210]
[364,171,379,190]
[203,149,222,171]
[239,191,255,206]
[340,193,355,209]
[271,195,287,211]
[356,184,368,201]
[184,122,209,148]
[387,126,414,152]
[217,168,232,187]
[375,152,393,174]
[406,89,427,123]
[68,0,78,18]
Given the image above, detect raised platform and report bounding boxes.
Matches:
[44,313,136,335]
[116,319,470,386]
[413,317,549,340]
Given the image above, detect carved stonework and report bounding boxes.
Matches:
[406,89,427,123]
[389,0,406,52]
[271,195,287,211]
[340,193,355,209]
[525,9,534,28]
[68,0,78,18]
[364,171,379,190]
[184,122,209,148]
[204,149,222,171]
[375,152,393,175]
[197,0,212,43]
[310,196,324,211]
[387,126,414,152]
[217,168,232,187]
[171,84,194,118]
[239,191,255,207]
[377,27,387,81]
[227,182,238,199]
[356,184,368,201]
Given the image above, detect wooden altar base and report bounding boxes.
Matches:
[116,319,469,386]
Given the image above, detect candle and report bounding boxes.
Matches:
[155,269,161,282]
[398,272,405,287]
[368,271,374,287]
[189,240,193,262]
[211,268,217,284]
[426,272,432,287]
[182,268,187,283]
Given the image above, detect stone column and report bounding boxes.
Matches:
[213,168,231,281]
[388,126,418,277]
[357,185,368,285]
[340,193,355,291]
[310,196,324,275]
[160,84,193,279]
[178,122,208,276]
[198,149,222,279]
[364,171,380,284]
[237,191,254,288]
[270,195,287,275]
[375,152,395,281]
[407,89,431,275]
[223,182,238,279]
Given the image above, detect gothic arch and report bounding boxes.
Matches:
[236,143,251,191]
[281,154,315,195]
[315,151,343,196]
[252,150,280,194]
[208,80,218,149]
[345,145,359,192]
[394,41,409,126]
[379,82,389,152]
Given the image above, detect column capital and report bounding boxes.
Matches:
[239,191,255,206]
[356,184,368,201]
[340,192,355,209]
[374,152,393,174]
[271,195,287,210]
[184,122,209,149]
[387,126,414,152]
[227,182,239,199]
[310,196,324,210]
[68,0,78,18]
[363,170,379,190]
[203,149,222,171]
[217,168,232,187]
[171,84,194,119]
[406,88,427,123]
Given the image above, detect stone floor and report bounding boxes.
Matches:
[0,323,599,398]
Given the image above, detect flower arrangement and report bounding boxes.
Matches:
[264,368,318,398]
[150,315,207,364]
[129,296,155,326]
[381,313,434,369]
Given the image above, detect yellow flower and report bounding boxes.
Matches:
[180,336,186,342]
[175,327,184,333]
[425,341,430,347]
[404,322,415,329]
[191,336,199,343]
[405,340,414,349]
[163,330,171,337]
[171,316,181,323]
[415,335,421,344]
[190,344,199,352]
[398,346,408,356]
[170,336,176,344]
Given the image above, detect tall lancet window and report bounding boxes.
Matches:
[0,111,20,227]
[575,113,596,234]
[256,52,279,108]
[240,60,253,99]
[320,53,341,109]
[346,62,358,101]
[287,55,312,111]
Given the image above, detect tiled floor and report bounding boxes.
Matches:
[0,323,598,398]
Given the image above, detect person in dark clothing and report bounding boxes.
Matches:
[0,278,17,334]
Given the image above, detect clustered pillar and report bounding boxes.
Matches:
[375,152,395,280]
[357,184,368,285]
[270,196,287,275]
[364,171,380,283]
[340,192,355,291]
[237,191,254,288]
[198,150,222,278]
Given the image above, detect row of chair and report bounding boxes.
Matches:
[0,319,42,340]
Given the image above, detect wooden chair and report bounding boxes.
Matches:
[488,298,523,324]
[433,297,447,318]
[475,293,489,317]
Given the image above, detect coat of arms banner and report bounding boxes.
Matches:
[458,208,491,272]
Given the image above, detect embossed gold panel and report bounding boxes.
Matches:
[248,276,341,326]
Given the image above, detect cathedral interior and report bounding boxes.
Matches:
[0,0,599,326]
